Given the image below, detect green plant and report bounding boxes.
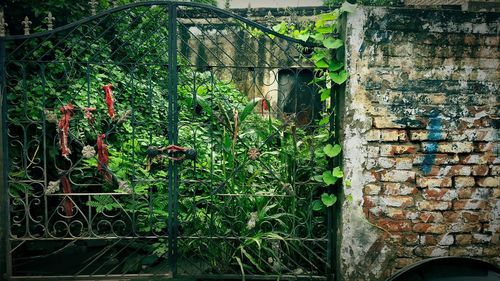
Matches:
[269,2,356,210]
[4,1,356,276]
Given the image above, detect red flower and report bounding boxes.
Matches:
[102,84,115,119]
[58,103,74,158]
[97,134,112,182]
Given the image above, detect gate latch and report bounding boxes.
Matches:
[147,145,197,162]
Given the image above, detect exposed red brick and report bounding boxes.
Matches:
[450,246,482,256]
[395,257,415,268]
[366,129,382,141]
[422,142,474,153]
[413,154,460,165]
[414,246,449,257]
[380,144,417,156]
[422,188,457,200]
[454,176,475,188]
[462,212,480,223]
[419,212,444,223]
[493,188,500,198]
[417,200,451,211]
[461,154,490,164]
[472,165,489,176]
[423,165,472,177]
[398,246,416,257]
[383,207,406,219]
[383,183,418,195]
[403,233,419,246]
[419,234,438,245]
[410,130,447,141]
[373,117,406,129]
[452,199,488,210]
[364,184,382,195]
[379,170,416,182]
[413,223,446,234]
[472,233,492,243]
[455,234,472,245]
[456,187,473,199]
[478,143,494,152]
[395,157,413,169]
[417,176,452,188]
[380,196,414,207]
[448,222,481,233]
[381,129,401,141]
[363,196,378,207]
[377,219,412,232]
[443,211,460,222]
[477,177,500,187]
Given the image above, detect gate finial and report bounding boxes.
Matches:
[246,3,252,17]
[45,12,55,31]
[89,0,98,16]
[21,16,32,35]
[264,11,275,27]
[224,0,231,9]
[0,11,8,37]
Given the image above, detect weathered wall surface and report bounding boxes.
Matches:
[341,7,499,281]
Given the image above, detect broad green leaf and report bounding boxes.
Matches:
[319,115,330,126]
[310,33,325,41]
[311,52,326,63]
[315,59,329,68]
[312,200,324,211]
[272,22,287,34]
[329,61,344,72]
[240,98,260,122]
[316,25,334,34]
[330,70,348,85]
[321,193,337,207]
[340,2,357,13]
[312,175,323,182]
[314,149,325,158]
[320,88,330,101]
[332,166,344,178]
[297,33,310,42]
[323,37,343,49]
[322,171,338,185]
[318,11,339,21]
[324,144,341,158]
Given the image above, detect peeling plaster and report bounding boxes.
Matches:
[340,7,395,281]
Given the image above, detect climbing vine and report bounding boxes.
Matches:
[272,1,356,208]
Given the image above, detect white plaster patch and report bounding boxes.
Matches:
[476,69,487,81]
[472,23,489,34]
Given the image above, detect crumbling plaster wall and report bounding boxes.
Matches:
[341,6,499,281]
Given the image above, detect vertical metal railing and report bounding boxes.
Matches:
[167,3,179,277]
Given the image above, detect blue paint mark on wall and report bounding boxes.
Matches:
[422,112,442,175]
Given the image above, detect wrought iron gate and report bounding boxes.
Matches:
[1,2,336,280]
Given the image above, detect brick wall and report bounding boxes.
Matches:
[340,7,499,281]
